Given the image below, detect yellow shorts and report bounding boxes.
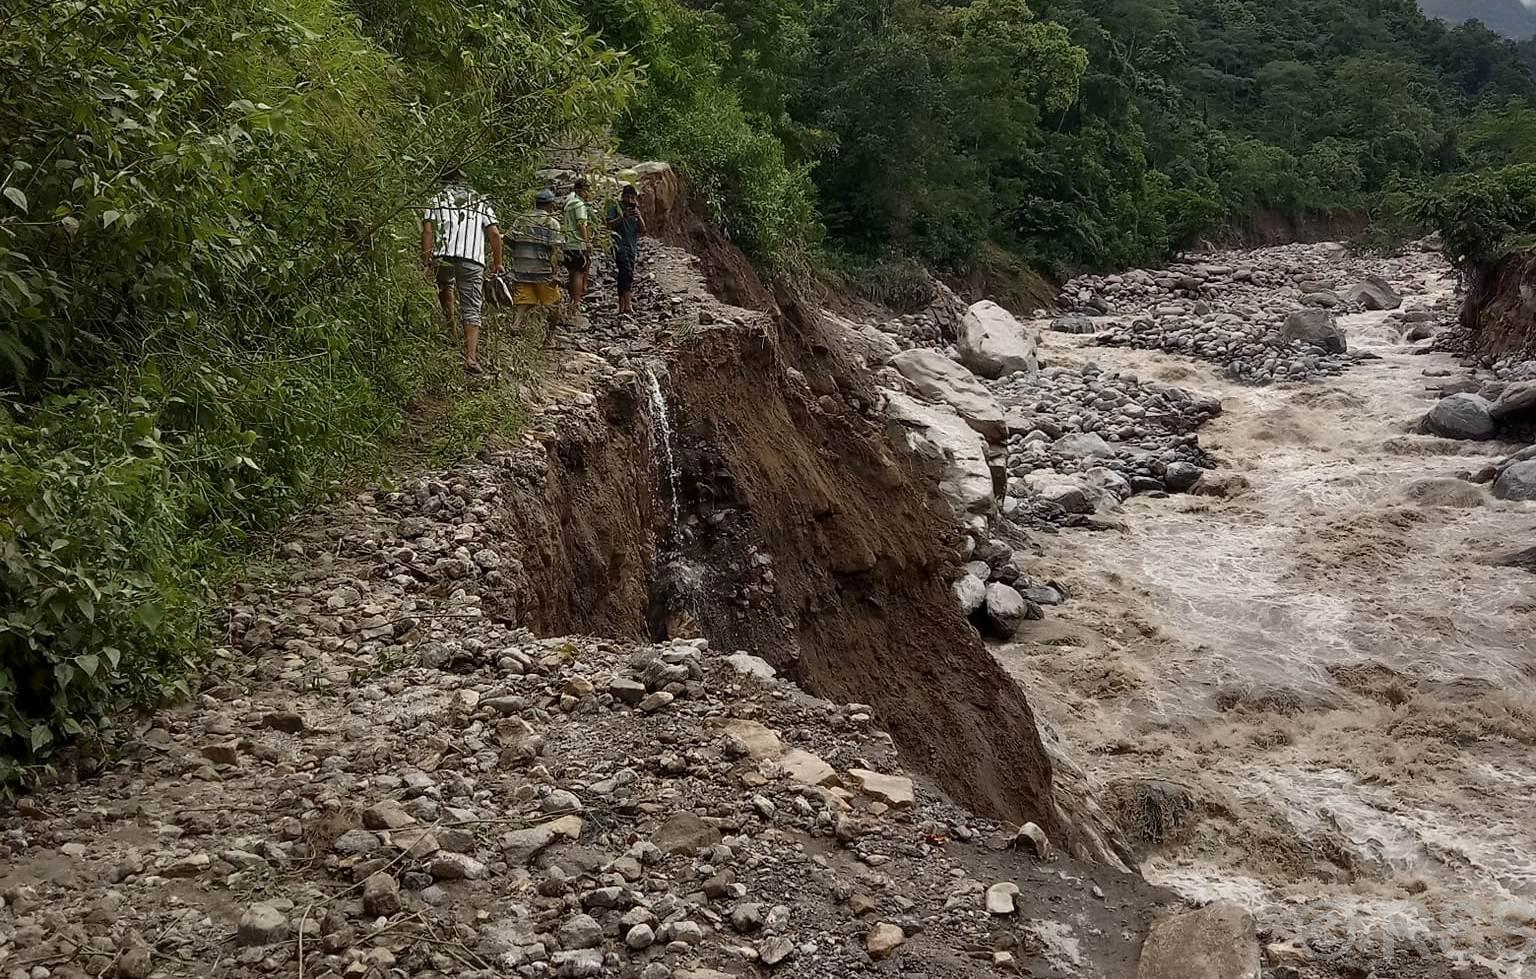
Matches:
[513,282,561,306]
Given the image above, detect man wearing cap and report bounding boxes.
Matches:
[562,177,595,321]
[422,166,502,373]
[503,190,564,341]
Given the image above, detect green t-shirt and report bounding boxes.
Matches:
[562,194,590,251]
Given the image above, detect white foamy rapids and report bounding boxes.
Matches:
[1005,261,1536,976]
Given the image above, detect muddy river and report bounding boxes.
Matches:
[1000,263,1536,976]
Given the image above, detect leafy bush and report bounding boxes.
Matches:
[0,0,633,774]
[1411,164,1536,265]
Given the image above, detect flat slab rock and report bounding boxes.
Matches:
[1137,902,1261,979]
[847,768,915,808]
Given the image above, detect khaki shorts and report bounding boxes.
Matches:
[434,258,485,326]
[514,282,561,306]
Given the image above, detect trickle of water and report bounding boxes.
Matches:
[643,365,683,531]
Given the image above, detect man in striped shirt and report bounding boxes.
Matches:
[421,167,503,374]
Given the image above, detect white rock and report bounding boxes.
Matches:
[959,300,1039,380]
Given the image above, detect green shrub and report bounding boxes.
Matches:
[1411,164,1536,266]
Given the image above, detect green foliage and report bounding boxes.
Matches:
[0,0,634,770]
[1411,163,1536,263]
[574,0,817,267]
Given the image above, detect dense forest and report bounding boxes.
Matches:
[578,0,1536,273]
[3,0,1536,771]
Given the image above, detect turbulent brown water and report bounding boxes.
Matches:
[1000,261,1536,976]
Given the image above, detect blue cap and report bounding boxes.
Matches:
[535,189,556,205]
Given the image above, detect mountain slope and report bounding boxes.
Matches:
[1420,0,1536,38]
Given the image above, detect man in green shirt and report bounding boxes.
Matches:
[562,177,594,321]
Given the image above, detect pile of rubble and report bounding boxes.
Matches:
[1065,244,1450,383]
[997,364,1221,508]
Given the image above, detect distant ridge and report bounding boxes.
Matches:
[1419,0,1536,38]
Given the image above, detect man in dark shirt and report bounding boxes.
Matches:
[605,184,646,316]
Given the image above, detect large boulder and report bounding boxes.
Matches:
[958,301,1039,380]
[827,313,902,367]
[1490,381,1536,422]
[1022,472,1093,514]
[1281,309,1346,354]
[889,349,1007,443]
[1344,274,1402,311]
[885,392,996,528]
[952,573,987,615]
[1493,460,1536,502]
[1136,902,1260,979]
[1052,431,1115,460]
[1083,466,1133,504]
[978,582,1033,639]
[1422,393,1495,441]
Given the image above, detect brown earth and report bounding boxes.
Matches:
[1460,251,1536,360]
[1208,209,1371,249]
[661,292,1064,840]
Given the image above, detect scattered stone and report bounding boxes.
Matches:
[559,913,603,949]
[758,935,796,967]
[428,852,486,880]
[502,816,585,865]
[1164,461,1203,493]
[1011,821,1052,858]
[1281,308,1346,354]
[639,691,675,712]
[653,811,722,854]
[1052,313,1097,334]
[865,922,906,959]
[626,923,657,949]
[1343,274,1402,311]
[979,582,1029,639]
[953,573,987,615]
[780,749,836,787]
[237,903,289,947]
[262,710,305,733]
[986,882,1019,915]
[362,872,401,917]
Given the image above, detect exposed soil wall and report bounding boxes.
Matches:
[1209,208,1371,248]
[1461,252,1536,360]
[486,383,659,639]
[483,163,1067,844]
[661,293,1063,837]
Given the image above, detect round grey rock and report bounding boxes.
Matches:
[1423,394,1495,441]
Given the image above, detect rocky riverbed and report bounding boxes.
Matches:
[1072,243,1457,384]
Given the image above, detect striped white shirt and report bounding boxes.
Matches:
[425,185,498,267]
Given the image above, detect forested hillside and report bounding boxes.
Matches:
[582,0,1536,274]
[3,0,1535,772]
[1420,0,1536,39]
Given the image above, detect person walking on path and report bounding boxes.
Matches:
[422,167,502,374]
[606,184,646,317]
[561,177,595,322]
[505,189,564,344]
